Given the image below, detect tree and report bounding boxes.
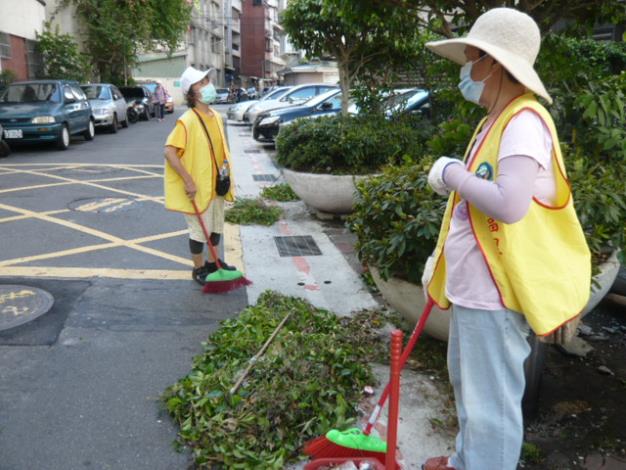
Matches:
[36,23,91,82]
[59,0,191,84]
[281,0,425,115]
[332,0,626,38]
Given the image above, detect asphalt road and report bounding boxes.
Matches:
[0,105,248,470]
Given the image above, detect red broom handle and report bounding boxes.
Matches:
[192,200,222,269]
[385,330,402,470]
[364,298,434,436]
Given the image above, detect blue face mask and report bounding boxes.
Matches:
[458,55,493,105]
[199,83,217,104]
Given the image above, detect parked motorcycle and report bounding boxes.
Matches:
[0,123,11,158]
[126,102,140,124]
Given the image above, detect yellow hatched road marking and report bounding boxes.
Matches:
[0,166,164,204]
[0,163,164,168]
[0,267,191,281]
[0,230,190,267]
[0,209,71,224]
[0,202,192,267]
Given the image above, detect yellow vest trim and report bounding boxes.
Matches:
[164,108,234,214]
[427,93,591,336]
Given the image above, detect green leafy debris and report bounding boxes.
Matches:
[163,292,389,469]
[225,198,283,226]
[261,184,300,202]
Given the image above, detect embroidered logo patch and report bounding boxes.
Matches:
[475,162,493,180]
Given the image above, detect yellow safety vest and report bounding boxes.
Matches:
[164,108,234,214]
[427,93,591,336]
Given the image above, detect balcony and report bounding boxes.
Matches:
[232,0,242,11]
[232,17,240,32]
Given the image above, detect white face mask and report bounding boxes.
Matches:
[458,55,493,105]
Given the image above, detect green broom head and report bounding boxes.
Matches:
[205,268,245,283]
[325,428,387,453]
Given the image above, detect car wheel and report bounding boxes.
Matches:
[56,125,70,150]
[110,114,118,134]
[83,119,95,141]
[142,110,149,121]
[121,116,129,128]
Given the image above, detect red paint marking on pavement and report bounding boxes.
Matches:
[278,221,319,290]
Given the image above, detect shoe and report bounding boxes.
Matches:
[192,266,209,285]
[205,259,237,273]
[422,456,455,470]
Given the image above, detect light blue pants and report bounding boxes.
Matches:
[448,305,531,470]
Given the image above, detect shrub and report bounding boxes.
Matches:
[348,157,447,283]
[163,291,383,468]
[275,113,434,175]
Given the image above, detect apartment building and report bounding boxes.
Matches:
[0,0,46,81]
[223,0,242,84]
[240,0,286,88]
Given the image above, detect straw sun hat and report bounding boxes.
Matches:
[425,7,552,104]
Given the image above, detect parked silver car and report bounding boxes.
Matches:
[227,86,292,122]
[80,84,129,133]
[244,83,338,125]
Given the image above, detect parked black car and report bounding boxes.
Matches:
[253,89,343,142]
[0,80,95,150]
[119,86,155,120]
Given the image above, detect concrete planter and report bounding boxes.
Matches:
[369,266,450,341]
[582,250,621,316]
[370,251,620,341]
[282,168,369,214]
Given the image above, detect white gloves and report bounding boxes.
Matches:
[428,156,463,196]
[421,255,436,301]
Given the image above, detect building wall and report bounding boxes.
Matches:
[1,35,28,80]
[241,0,266,79]
[282,71,339,86]
[0,0,46,41]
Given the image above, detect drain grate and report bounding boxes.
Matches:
[244,149,261,154]
[253,174,277,182]
[274,236,322,257]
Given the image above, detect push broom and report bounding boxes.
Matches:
[192,200,251,293]
[304,299,435,461]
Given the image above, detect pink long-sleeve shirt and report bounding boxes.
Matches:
[441,110,556,310]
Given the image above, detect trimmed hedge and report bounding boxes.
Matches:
[275,113,434,175]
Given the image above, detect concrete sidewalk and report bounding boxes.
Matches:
[228,121,454,468]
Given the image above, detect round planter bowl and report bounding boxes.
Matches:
[282,168,369,214]
[369,266,450,341]
[370,251,620,342]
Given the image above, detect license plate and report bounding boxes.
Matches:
[4,129,23,139]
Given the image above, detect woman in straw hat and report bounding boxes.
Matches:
[421,8,590,470]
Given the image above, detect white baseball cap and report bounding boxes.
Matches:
[180,66,213,94]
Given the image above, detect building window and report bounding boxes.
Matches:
[26,40,43,79]
[265,38,272,52]
[253,0,262,5]
[0,32,11,59]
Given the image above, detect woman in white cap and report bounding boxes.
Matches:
[421,8,590,470]
[164,67,236,285]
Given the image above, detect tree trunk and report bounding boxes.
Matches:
[338,60,352,116]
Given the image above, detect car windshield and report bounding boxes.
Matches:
[119,88,145,98]
[261,87,290,101]
[384,89,429,111]
[0,83,60,103]
[81,85,111,100]
[306,89,340,107]
[142,83,157,93]
[217,88,229,94]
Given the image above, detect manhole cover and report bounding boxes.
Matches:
[274,236,322,257]
[253,174,277,182]
[68,197,136,213]
[0,285,54,331]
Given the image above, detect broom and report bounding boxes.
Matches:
[192,200,252,293]
[304,299,435,461]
